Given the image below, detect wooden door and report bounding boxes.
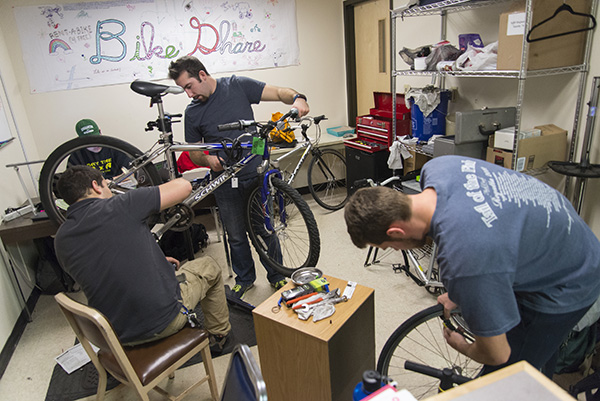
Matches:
[354,0,390,117]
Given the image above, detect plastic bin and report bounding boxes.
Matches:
[410,90,450,142]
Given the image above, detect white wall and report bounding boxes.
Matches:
[0,0,348,351]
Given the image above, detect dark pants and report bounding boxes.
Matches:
[482,302,592,378]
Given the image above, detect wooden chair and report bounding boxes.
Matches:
[54,292,219,401]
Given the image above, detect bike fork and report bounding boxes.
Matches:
[261,169,285,231]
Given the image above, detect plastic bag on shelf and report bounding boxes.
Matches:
[454,41,498,71]
[425,43,462,71]
[399,45,431,68]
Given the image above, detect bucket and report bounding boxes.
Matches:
[410,90,450,142]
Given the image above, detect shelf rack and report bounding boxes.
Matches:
[390,0,597,182]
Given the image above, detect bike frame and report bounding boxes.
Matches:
[109,87,289,239]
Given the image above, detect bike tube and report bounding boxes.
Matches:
[377,304,481,399]
[39,135,162,225]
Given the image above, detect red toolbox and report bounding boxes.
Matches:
[345,92,411,153]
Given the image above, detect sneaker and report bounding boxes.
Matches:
[209,332,232,355]
[228,283,254,299]
[271,279,287,290]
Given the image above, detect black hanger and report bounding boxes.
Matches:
[526,3,596,43]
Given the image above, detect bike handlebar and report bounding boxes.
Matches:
[217,120,256,132]
[216,108,301,133]
[404,361,472,388]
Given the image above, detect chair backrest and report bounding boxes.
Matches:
[220,344,267,401]
[54,292,133,375]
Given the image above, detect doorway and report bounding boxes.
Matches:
[344,0,392,125]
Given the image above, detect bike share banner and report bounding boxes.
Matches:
[13,0,300,93]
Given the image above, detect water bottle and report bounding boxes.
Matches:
[353,370,384,400]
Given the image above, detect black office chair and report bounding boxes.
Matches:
[220,344,267,401]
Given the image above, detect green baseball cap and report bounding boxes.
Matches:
[75,119,100,137]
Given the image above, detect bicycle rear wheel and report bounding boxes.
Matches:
[39,135,162,224]
[377,304,482,399]
[307,148,348,210]
[246,176,320,277]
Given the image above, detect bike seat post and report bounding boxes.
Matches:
[152,93,180,179]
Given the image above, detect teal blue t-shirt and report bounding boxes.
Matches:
[421,155,600,337]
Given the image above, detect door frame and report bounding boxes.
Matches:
[343,0,394,126]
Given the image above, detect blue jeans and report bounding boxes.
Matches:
[215,177,284,286]
[482,301,592,378]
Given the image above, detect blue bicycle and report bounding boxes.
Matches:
[39,80,320,277]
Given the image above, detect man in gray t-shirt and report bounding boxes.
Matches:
[345,155,600,376]
[168,56,310,299]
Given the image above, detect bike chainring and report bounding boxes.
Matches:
[161,204,195,232]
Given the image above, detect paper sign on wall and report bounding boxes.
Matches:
[13,0,299,93]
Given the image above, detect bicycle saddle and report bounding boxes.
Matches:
[130,80,183,97]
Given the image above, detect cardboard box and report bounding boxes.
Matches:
[486,124,567,171]
[497,0,592,71]
[493,127,541,150]
[403,146,430,173]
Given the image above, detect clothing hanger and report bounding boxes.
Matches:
[526,1,596,43]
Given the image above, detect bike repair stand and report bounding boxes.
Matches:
[548,76,600,213]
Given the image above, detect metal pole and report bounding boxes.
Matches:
[572,77,600,213]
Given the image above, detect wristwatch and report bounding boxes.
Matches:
[293,93,307,103]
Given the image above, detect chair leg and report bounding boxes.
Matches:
[200,346,219,400]
[95,364,107,401]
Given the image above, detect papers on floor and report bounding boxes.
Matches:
[55,343,99,374]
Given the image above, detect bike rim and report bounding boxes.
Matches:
[309,149,348,210]
[39,136,161,224]
[246,177,320,276]
[378,305,482,399]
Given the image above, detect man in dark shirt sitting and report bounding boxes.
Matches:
[54,165,231,351]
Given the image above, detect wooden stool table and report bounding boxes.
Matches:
[253,275,375,401]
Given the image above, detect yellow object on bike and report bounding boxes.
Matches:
[270,112,295,144]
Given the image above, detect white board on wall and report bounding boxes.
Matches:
[13,0,299,93]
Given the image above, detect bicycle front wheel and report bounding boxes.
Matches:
[246,176,320,277]
[307,148,348,210]
[377,304,482,399]
[39,135,162,224]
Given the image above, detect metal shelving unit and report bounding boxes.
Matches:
[390,0,597,176]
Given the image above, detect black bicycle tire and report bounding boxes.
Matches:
[307,148,348,210]
[377,304,481,399]
[246,176,320,277]
[39,135,162,225]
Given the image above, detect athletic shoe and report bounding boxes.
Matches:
[271,279,287,290]
[228,283,254,299]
